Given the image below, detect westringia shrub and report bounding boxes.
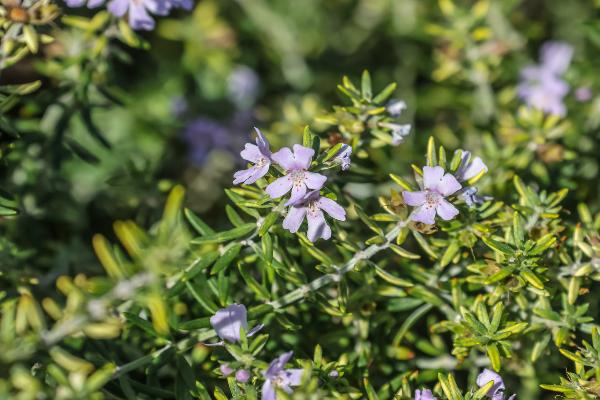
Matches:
[2,0,600,399]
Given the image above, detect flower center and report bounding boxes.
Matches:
[424,190,441,208]
[289,170,306,187]
[255,156,268,167]
[307,201,319,215]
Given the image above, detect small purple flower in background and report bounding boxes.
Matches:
[171,96,188,117]
[460,186,491,207]
[262,351,303,400]
[220,364,234,376]
[168,0,192,10]
[235,369,251,383]
[453,150,490,207]
[455,150,488,182]
[209,304,263,344]
[386,99,407,117]
[575,87,593,102]
[403,166,462,225]
[539,42,573,75]
[233,128,272,185]
[282,191,346,242]
[65,0,193,29]
[380,122,411,145]
[65,0,104,7]
[182,118,231,166]
[265,145,327,205]
[517,41,573,117]
[334,144,352,171]
[228,66,260,110]
[476,369,516,400]
[107,0,170,30]
[414,388,437,400]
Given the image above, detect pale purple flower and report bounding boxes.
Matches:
[228,66,260,109]
[328,370,339,378]
[540,42,573,75]
[168,0,192,10]
[455,150,488,182]
[262,351,303,400]
[107,0,173,30]
[387,99,407,117]
[575,87,592,102]
[209,304,263,344]
[459,186,491,207]
[265,145,327,205]
[182,118,231,165]
[65,0,104,7]
[476,369,516,400]
[380,122,411,145]
[334,144,352,171]
[220,364,234,376]
[517,41,573,117]
[235,369,251,383]
[282,191,346,242]
[233,128,272,185]
[415,388,437,400]
[403,166,462,225]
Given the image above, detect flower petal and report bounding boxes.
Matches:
[292,144,315,170]
[304,172,327,190]
[436,199,459,221]
[265,351,294,379]
[411,205,436,225]
[271,147,296,171]
[265,176,293,199]
[317,197,346,221]
[307,209,331,242]
[261,380,276,400]
[285,183,307,206]
[210,304,248,343]
[282,205,307,233]
[233,168,254,185]
[438,173,462,196]
[422,166,445,191]
[243,163,270,185]
[402,190,427,206]
[281,368,303,387]
[415,389,437,400]
[240,143,262,163]
[107,0,128,16]
[254,128,271,157]
[128,1,155,30]
[476,369,505,398]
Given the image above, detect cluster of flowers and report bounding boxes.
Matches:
[415,369,516,400]
[209,304,303,400]
[403,150,488,225]
[65,0,192,30]
[517,41,573,117]
[234,128,350,242]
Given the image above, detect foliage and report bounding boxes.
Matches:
[1,0,600,399]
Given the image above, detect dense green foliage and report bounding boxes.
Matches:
[1,0,600,398]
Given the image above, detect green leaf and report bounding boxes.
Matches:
[211,244,242,275]
[481,236,514,255]
[373,265,414,287]
[373,82,397,104]
[486,343,501,371]
[361,70,372,101]
[191,223,255,244]
[184,208,215,236]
